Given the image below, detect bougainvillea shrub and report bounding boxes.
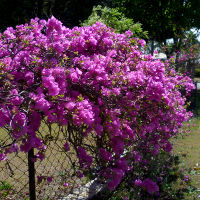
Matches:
[0,17,194,194]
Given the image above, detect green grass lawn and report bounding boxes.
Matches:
[172,117,200,199]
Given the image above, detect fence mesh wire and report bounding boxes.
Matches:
[0,121,87,200]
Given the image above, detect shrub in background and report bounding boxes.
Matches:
[81,5,148,39]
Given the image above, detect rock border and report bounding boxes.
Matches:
[58,178,106,200]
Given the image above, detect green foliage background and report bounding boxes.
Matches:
[81,5,148,39]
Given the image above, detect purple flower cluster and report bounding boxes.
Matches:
[134,178,159,194]
[142,178,159,194]
[0,16,194,190]
[77,147,92,168]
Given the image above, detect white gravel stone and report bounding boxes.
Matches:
[58,179,106,200]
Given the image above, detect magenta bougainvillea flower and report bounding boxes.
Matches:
[142,178,159,194]
[0,16,194,190]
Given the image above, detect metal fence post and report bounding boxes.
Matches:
[28,148,36,200]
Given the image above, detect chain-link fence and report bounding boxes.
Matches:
[0,121,89,200]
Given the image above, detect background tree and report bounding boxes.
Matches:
[112,0,200,40]
[81,5,148,39]
[0,0,35,31]
[0,0,100,31]
[109,0,200,56]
